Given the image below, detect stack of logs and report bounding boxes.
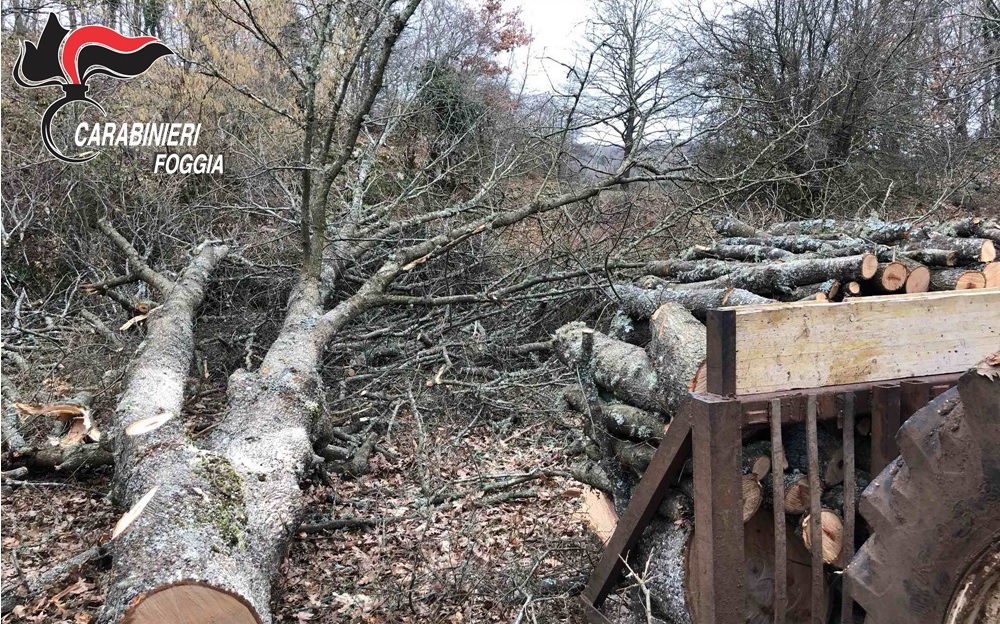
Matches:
[555,215,999,623]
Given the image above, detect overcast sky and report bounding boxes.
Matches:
[508,0,593,93]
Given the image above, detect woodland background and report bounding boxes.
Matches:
[1,0,998,622]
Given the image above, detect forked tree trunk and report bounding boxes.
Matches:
[101,277,349,624]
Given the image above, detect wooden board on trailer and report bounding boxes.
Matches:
[715,290,1000,395]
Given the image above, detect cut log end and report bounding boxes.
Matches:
[742,474,763,522]
[122,582,261,624]
[860,254,879,280]
[125,412,175,437]
[982,240,996,263]
[904,265,931,293]
[801,510,844,565]
[783,475,812,514]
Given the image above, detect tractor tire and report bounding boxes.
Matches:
[845,356,1000,624]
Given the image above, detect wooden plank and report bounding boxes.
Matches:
[706,309,737,395]
[769,399,787,624]
[805,396,824,622]
[723,290,999,395]
[581,411,693,607]
[870,384,902,475]
[840,393,856,623]
[691,394,744,624]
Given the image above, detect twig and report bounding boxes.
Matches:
[1,544,108,615]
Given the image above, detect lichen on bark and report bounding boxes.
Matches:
[193,453,248,552]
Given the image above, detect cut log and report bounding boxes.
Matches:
[553,323,666,414]
[768,218,911,244]
[742,473,763,522]
[712,215,764,238]
[907,235,996,262]
[602,403,663,441]
[682,243,795,262]
[820,473,871,515]
[637,509,829,624]
[720,235,832,254]
[783,471,813,514]
[935,217,1000,244]
[977,262,1000,288]
[764,470,813,514]
[679,254,878,297]
[784,425,844,487]
[787,279,840,302]
[607,310,651,346]
[899,248,958,267]
[897,258,931,293]
[648,303,707,415]
[607,283,773,321]
[644,258,741,282]
[611,438,655,474]
[801,509,844,565]
[864,262,908,294]
[929,268,987,290]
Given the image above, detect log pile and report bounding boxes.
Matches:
[556,215,998,623]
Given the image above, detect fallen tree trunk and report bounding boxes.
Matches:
[712,215,763,238]
[607,283,773,321]
[96,240,235,624]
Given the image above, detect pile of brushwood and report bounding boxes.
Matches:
[553,215,999,623]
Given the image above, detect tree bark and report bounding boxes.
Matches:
[906,235,996,263]
[648,303,706,415]
[680,254,878,296]
[929,268,987,290]
[681,243,795,262]
[552,323,666,414]
[607,283,772,321]
[98,243,238,624]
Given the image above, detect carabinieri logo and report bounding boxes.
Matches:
[13,13,173,163]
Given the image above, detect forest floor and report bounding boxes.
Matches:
[1,400,605,623]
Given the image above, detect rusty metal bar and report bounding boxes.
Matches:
[692,393,744,624]
[931,383,952,398]
[840,393,856,623]
[900,380,932,424]
[805,395,824,621]
[738,372,961,426]
[581,411,693,609]
[769,398,787,624]
[870,384,902,475]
